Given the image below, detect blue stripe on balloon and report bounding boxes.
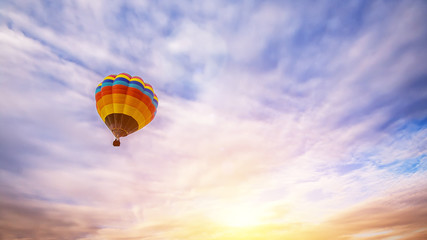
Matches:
[95,86,101,94]
[144,88,154,97]
[99,78,158,108]
[129,83,144,93]
[101,81,113,87]
[129,81,154,98]
[129,81,154,97]
[113,79,129,86]
[129,82,153,98]
[144,90,154,99]
[129,80,144,89]
[114,77,130,84]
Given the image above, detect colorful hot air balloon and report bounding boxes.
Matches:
[95,73,158,146]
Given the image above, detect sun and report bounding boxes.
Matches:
[215,205,263,228]
[224,210,260,227]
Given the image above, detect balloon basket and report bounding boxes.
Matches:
[113,139,120,147]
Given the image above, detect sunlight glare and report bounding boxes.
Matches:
[216,205,263,228]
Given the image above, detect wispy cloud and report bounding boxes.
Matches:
[0,0,426,239]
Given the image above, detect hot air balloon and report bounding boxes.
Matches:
[95,73,158,146]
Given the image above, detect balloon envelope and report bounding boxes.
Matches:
[95,73,158,143]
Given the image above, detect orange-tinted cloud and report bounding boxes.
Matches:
[303,185,427,240]
[0,194,111,239]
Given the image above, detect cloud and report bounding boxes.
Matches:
[0,0,426,239]
[0,190,116,240]
[50,181,426,240]
[311,182,427,240]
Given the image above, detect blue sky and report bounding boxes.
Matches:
[0,0,426,239]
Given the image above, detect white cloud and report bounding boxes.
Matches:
[0,0,426,239]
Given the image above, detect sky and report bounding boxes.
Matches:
[0,0,426,239]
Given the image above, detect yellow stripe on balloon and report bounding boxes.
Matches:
[145,85,154,92]
[112,94,127,113]
[116,73,131,80]
[99,104,114,120]
[98,94,154,128]
[97,94,113,120]
[130,77,146,87]
[100,92,114,120]
[97,94,152,118]
[122,95,153,129]
[100,103,147,128]
[112,102,125,114]
[122,95,150,126]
